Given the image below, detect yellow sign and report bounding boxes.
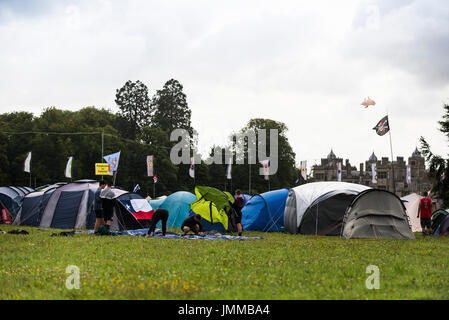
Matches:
[95,163,110,175]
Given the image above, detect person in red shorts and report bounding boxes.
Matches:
[418,191,432,236]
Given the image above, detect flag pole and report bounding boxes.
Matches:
[387,112,396,194]
[101,130,104,180]
[249,163,251,195]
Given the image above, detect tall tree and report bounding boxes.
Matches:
[149,79,195,192]
[150,79,192,134]
[420,103,449,205]
[115,80,151,139]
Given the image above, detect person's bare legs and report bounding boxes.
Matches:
[237,223,243,236]
[94,218,103,232]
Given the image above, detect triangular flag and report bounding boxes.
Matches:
[260,159,269,181]
[189,157,195,178]
[300,160,307,181]
[65,156,73,178]
[226,157,232,180]
[337,162,342,181]
[24,152,32,173]
[372,163,377,184]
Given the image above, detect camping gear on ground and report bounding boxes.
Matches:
[80,228,264,240]
[431,209,449,233]
[284,182,370,235]
[190,186,236,232]
[0,186,34,220]
[400,193,422,232]
[341,189,415,239]
[241,188,289,232]
[51,230,75,237]
[7,229,29,235]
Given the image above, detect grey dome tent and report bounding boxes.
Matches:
[13,183,67,227]
[284,182,371,235]
[341,189,415,239]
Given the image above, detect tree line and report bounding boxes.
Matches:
[0,79,302,197]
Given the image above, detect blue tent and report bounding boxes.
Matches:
[158,191,196,228]
[13,184,64,226]
[0,186,34,219]
[241,188,289,232]
[148,196,167,211]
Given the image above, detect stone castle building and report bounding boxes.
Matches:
[312,148,432,197]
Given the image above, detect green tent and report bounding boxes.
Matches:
[431,209,449,233]
[190,186,235,231]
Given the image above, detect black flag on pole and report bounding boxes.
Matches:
[373,115,390,136]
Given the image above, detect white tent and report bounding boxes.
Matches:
[401,193,422,232]
[284,181,371,234]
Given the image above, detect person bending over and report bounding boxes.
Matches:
[181,214,204,235]
[146,208,169,237]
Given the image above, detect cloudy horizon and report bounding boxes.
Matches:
[1,0,448,171]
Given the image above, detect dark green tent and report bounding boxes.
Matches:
[341,189,415,239]
[431,209,449,233]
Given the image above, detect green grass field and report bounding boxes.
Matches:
[0,224,448,300]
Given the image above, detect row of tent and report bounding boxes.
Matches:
[7,180,449,238]
[12,180,154,231]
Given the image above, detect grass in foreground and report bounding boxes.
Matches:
[0,224,448,300]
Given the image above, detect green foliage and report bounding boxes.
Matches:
[1,224,448,300]
[420,103,449,206]
[150,79,192,134]
[115,80,151,139]
[0,80,300,197]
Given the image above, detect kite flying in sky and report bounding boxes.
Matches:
[361,97,376,108]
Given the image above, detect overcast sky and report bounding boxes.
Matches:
[1,0,448,171]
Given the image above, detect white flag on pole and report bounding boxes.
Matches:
[260,159,269,181]
[406,165,411,184]
[300,160,307,181]
[189,157,195,178]
[65,156,73,178]
[24,152,32,173]
[372,163,377,184]
[226,157,232,180]
[337,162,342,181]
